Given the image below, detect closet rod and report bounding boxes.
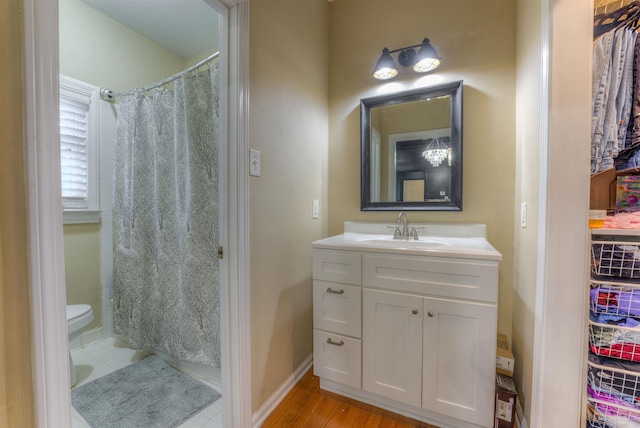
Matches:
[594,1,640,38]
[597,0,635,14]
[100,51,219,102]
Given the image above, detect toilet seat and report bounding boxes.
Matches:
[67,304,92,322]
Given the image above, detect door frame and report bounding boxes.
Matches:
[530,0,591,426]
[386,128,450,201]
[22,0,251,426]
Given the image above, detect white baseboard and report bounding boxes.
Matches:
[82,327,104,347]
[320,378,480,428]
[515,397,528,428]
[252,354,313,428]
[69,327,104,351]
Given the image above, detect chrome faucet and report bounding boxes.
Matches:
[395,212,409,239]
[389,212,425,240]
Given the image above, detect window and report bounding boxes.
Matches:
[59,75,100,224]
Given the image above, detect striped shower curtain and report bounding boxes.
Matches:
[112,64,220,367]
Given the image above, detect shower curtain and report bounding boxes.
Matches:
[112,64,220,367]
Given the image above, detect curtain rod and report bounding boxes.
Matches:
[100,51,219,102]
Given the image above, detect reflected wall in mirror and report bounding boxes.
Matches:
[361,80,463,211]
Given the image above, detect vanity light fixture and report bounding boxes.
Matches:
[372,38,441,80]
[422,138,451,167]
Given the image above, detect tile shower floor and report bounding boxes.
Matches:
[71,337,223,428]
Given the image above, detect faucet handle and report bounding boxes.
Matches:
[410,226,426,240]
[388,224,402,239]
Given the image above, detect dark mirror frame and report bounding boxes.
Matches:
[360,80,463,211]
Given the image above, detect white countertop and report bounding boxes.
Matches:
[312,222,502,261]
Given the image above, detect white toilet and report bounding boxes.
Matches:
[67,304,94,386]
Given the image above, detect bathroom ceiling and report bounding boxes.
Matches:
[81,0,219,59]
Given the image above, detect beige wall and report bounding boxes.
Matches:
[63,224,102,330]
[328,0,516,336]
[249,0,329,411]
[0,0,36,425]
[513,0,542,421]
[59,0,187,92]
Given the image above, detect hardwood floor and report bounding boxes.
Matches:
[261,368,438,428]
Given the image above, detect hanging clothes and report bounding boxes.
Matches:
[617,30,636,150]
[630,32,640,146]
[592,27,637,175]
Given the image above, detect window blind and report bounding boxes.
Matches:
[59,95,89,209]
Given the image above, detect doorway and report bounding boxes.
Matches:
[23,0,251,426]
[62,0,224,385]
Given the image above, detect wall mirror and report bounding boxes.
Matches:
[361,80,463,211]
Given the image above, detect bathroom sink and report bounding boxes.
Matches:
[312,222,503,261]
[353,235,452,249]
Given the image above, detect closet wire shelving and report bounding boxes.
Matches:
[588,236,640,427]
[589,0,640,424]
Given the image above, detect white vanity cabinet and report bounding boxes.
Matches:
[421,295,497,424]
[362,288,497,425]
[362,288,423,407]
[312,250,362,389]
[312,224,502,428]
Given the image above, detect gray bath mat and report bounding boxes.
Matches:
[71,354,220,428]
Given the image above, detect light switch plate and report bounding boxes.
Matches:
[312,200,319,219]
[520,202,527,228]
[250,149,261,177]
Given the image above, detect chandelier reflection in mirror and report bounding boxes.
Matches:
[372,38,441,80]
[422,138,452,167]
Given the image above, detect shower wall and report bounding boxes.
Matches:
[60,0,209,344]
[98,102,117,338]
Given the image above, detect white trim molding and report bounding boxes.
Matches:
[23,0,73,426]
[386,128,450,200]
[251,355,313,428]
[217,0,252,427]
[530,0,592,426]
[232,1,253,425]
[530,0,550,421]
[63,210,101,224]
[515,397,527,428]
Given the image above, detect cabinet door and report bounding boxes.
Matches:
[362,289,423,407]
[422,296,497,427]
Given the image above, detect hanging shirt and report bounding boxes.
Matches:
[593,31,615,174]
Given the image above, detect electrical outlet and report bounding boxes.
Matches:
[249,149,261,177]
[312,200,319,219]
[521,202,527,228]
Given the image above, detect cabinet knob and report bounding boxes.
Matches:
[326,288,344,295]
[428,311,434,318]
[412,309,418,315]
[326,338,344,347]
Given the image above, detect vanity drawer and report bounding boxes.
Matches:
[362,255,498,302]
[313,329,361,389]
[313,281,361,338]
[313,250,362,285]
